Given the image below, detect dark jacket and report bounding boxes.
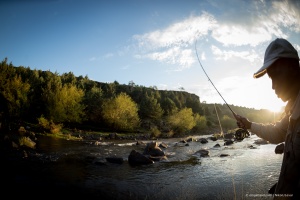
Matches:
[251,90,300,199]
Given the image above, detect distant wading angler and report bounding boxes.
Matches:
[236,38,300,199]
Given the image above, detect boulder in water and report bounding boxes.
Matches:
[219,154,230,157]
[143,141,165,156]
[224,139,234,146]
[195,149,209,157]
[128,150,154,165]
[159,142,168,148]
[213,143,221,148]
[198,138,208,144]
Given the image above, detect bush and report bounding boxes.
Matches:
[102,93,140,131]
[37,115,62,134]
[166,130,174,138]
[49,122,63,134]
[192,114,207,132]
[167,108,196,134]
[19,136,36,149]
[150,126,161,138]
[38,115,50,130]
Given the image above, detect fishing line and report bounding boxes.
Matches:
[194,41,241,200]
[194,40,238,119]
[214,103,224,138]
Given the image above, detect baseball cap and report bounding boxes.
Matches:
[253,38,299,78]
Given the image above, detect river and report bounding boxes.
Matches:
[4,133,282,199]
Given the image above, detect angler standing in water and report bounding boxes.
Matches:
[236,38,300,199]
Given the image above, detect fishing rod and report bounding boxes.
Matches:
[194,40,238,120]
[194,40,251,138]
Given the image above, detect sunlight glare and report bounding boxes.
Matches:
[266,101,285,113]
[262,88,286,113]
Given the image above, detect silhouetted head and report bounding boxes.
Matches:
[266,58,300,102]
[253,38,300,102]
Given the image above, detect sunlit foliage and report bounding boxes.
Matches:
[42,74,85,123]
[0,57,280,135]
[192,113,207,132]
[102,93,140,131]
[167,108,196,134]
[220,115,236,129]
[83,86,103,123]
[0,59,30,119]
[139,91,163,121]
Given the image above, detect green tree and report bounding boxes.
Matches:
[204,106,211,116]
[139,92,163,121]
[103,82,117,98]
[186,95,202,114]
[83,86,103,123]
[41,72,62,121]
[20,68,44,121]
[42,74,85,123]
[59,83,86,123]
[161,97,178,116]
[213,104,223,117]
[220,115,236,130]
[192,113,207,132]
[61,72,77,85]
[167,107,196,134]
[0,59,30,121]
[77,75,94,90]
[102,92,140,131]
[2,75,30,120]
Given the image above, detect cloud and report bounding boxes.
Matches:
[88,53,113,62]
[146,47,195,70]
[134,12,217,49]
[133,0,299,71]
[133,12,217,70]
[294,44,300,51]
[211,45,260,63]
[89,57,96,61]
[201,52,206,60]
[271,0,300,33]
[211,25,272,47]
[210,0,300,46]
[121,65,129,70]
[104,53,113,58]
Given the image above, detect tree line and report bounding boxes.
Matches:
[0,58,280,137]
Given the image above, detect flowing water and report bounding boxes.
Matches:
[6,134,282,199]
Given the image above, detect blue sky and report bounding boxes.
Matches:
[1,0,300,112]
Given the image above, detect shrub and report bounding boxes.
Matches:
[38,115,50,130]
[167,108,196,134]
[102,93,140,131]
[49,122,63,134]
[150,126,161,138]
[166,130,174,138]
[37,115,62,134]
[19,136,36,149]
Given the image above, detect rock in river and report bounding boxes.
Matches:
[128,150,154,165]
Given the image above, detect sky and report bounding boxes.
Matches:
[1,0,300,113]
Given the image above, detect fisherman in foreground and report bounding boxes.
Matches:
[236,38,300,199]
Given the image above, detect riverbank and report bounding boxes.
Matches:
[1,123,224,145]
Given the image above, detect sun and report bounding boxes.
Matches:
[266,101,285,113]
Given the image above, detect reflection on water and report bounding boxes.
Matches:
[10,134,283,199]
